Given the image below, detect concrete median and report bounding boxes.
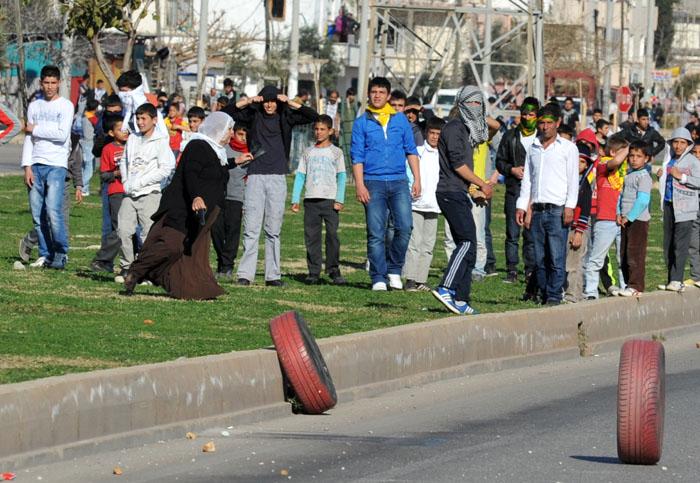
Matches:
[1,290,699,469]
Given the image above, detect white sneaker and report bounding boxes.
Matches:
[29,256,46,268]
[695,280,700,289]
[665,281,685,292]
[607,285,621,296]
[657,284,666,291]
[388,274,403,290]
[619,287,640,297]
[372,281,387,291]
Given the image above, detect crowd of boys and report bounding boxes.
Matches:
[17,66,700,314]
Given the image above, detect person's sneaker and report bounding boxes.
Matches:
[619,287,640,297]
[18,238,32,262]
[607,285,621,296]
[504,271,518,284]
[695,280,700,289]
[586,296,597,300]
[90,260,113,273]
[330,274,347,286]
[484,267,498,278]
[124,272,137,295]
[372,281,388,291]
[665,281,685,292]
[453,300,479,315]
[405,279,418,291]
[657,283,666,291]
[545,299,561,306]
[387,274,403,290]
[432,286,459,313]
[265,279,285,287]
[304,275,320,285]
[472,272,485,283]
[415,282,432,292]
[28,256,46,268]
[215,270,233,281]
[114,269,128,284]
[237,278,251,286]
[139,280,153,286]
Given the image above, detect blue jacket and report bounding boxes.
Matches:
[350,111,418,181]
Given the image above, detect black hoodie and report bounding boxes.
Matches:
[221,85,318,175]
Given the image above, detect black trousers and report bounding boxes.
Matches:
[437,191,476,303]
[211,199,243,272]
[504,191,535,273]
[93,193,123,265]
[304,199,340,276]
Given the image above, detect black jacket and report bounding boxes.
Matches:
[622,124,666,157]
[154,140,229,237]
[221,101,318,174]
[495,127,529,195]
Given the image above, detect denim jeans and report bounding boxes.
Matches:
[80,139,94,195]
[583,220,623,299]
[29,164,69,268]
[364,179,413,284]
[530,205,568,303]
[101,182,112,241]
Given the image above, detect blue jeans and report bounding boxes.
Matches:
[80,139,94,195]
[29,164,69,267]
[101,181,111,241]
[530,205,568,303]
[364,179,413,284]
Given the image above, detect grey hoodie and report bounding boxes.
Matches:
[659,140,700,223]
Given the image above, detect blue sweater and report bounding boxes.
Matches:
[350,111,418,181]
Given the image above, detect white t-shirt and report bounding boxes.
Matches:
[21,97,74,168]
[519,131,536,154]
[412,142,441,213]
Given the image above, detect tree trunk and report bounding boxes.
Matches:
[123,34,134,72]
[91,36,118,93]
[13,0,27,123]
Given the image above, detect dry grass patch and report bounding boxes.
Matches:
[275,299,344,314]
[0,355,120,370]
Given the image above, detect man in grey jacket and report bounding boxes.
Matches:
[657,127,700,291]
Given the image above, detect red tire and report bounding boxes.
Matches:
[617,339,665,465]
[269,311,337,414]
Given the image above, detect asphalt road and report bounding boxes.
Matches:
[0,144,22,175]
[15,332,700,482]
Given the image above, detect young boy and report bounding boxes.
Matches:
[404,116,446,291]
[687,141,700,286]
[80,99,99,195]
[583,136,629,299]
[657,128,700,291]
[291,114,347,285]
[212,124,253,279]
[165,102,189,157]
[20,65,76,269]
[564,144,594,302]
[91,116,128,272]
[180,106,205,153]
[116,103,176,282]
[617,140,653,296]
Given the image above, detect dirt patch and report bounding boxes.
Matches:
[0,355,120,370]
[275,299,344,314]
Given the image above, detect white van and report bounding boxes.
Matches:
[430,89,459,118]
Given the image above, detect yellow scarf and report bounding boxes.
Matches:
[366,103,396,127]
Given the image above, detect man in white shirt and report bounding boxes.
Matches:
[516,102,579,305]
[21,65,75,269]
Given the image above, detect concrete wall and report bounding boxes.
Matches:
[1,291,698,467]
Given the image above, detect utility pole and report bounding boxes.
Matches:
[483,0,493,87]
[357,0,371,111]
[13,0,27,123]
[602,0,613,115]
[288,0,300,97]
[527,0,534,95]
[643,0,656,100]
[195,0,209,106]
[535,0,544,100]
[619,0,625,87]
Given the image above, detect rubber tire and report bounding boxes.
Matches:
[269,311,337,414]
[616,339,665,465]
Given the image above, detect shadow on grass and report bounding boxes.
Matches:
[570,455,621,465]
[75,269,114,282]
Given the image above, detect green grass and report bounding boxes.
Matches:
[0,175,668,384]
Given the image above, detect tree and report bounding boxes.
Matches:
[62,0,154,92]
[299,25,340,92]
[654,0,678,67]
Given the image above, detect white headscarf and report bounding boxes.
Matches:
[456,85,488,147]
[188,112,234,166]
